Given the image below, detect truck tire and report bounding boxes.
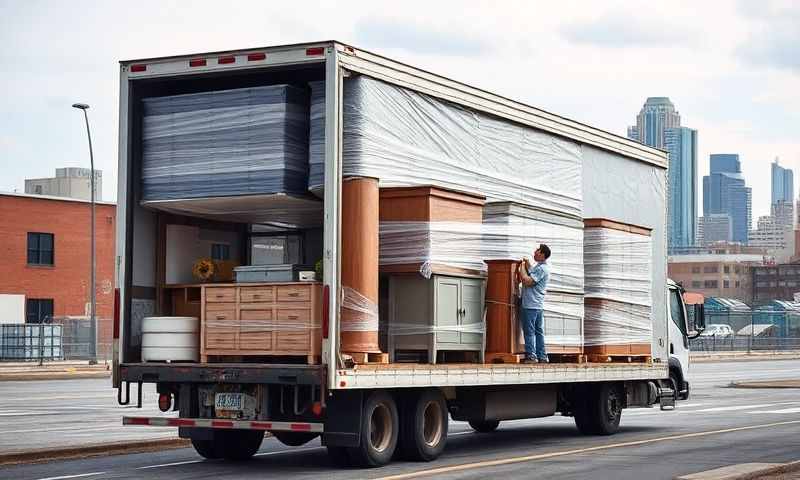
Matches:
[347,390,399,467]
[190,430,264,460]
[468,420,500,433]
[574,383,622,436]
[398,389,448,461]
[272,431,319,447]
[191,439,221,459]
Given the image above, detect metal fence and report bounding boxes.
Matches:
[689,311,800,352]
[0,316,112,363]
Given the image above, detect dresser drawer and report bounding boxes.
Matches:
[240,286,275,304]
[276,308,312,323]
[276,331,311,352]
[277,285,311,303]
[205,308,236,322]
[205,287,236,303]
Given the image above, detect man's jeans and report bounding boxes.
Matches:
[521,308,546,360]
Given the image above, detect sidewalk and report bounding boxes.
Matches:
[690,351,800,363]
[0,360,111,381]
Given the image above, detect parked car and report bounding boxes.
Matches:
[700,324,734,337]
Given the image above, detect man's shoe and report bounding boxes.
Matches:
[538,357,549,364]
[522,357,538,364]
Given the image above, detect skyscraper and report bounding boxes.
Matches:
[771,158,793,205]
[664,127,698,249]
[703,154,752,244]
[628,97,695,251]
[627,97,681,149]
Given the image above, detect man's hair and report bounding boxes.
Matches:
[538,243,551,259]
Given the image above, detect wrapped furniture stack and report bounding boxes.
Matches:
[583,219,653,360]
[141,84,310,202]
[381,186,487,363]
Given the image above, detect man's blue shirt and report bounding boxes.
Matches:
[522,261,549,310]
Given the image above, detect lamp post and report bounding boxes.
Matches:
[72,103,97,364]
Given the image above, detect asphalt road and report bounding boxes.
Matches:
[1,359,798,480]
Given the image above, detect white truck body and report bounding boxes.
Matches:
[115,41,692,467]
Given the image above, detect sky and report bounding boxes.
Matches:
[0,0,798,223]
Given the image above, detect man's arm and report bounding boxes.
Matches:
[519,260,535,287]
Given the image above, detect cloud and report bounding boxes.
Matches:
[353,17,492,56]
[560,13,698,48]
[736,1,800,73]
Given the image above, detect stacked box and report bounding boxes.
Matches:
[141,84,310,202]
[307,81,325,195]
[583,219,653,355]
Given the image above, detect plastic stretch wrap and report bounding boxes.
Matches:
[389,322,485,336]
[341,286,379,332]
[342,76,583,218]
[584,301,652,346]
[542,294,584,346]
[379,221,583,294]
[141,85,310,201]
[205,321,316,331]
[307,81,325,193]
[584,228,652,306]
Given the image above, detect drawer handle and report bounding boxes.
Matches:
[288,315,299,320]
[216,315,226,320]
[215,294,225,298]
[253,294,262,299]
[288,292,300,297]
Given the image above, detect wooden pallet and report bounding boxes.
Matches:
[485,353,587,364]
[587,354,652,364]
[343,352,390,365]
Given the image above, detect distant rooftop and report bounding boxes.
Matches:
[0,190,115,206]
[645,97,674,105]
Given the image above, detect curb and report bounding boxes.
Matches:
[0,371,111,382]
[0,438,191,466]
[690,353,800,363]
[676,460,800,480]
[730,380,800,389]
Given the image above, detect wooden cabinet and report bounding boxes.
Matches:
[200,282,322,363]
[388,274,485,364]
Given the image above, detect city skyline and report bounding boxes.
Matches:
[703,153,752,245]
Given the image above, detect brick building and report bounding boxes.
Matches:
[668,253,764,303]
[751,263,800,306]
[0,192,116,352]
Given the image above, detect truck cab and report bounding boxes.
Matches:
[667,279,705,400]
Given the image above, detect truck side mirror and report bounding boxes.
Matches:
[687,304,705,339]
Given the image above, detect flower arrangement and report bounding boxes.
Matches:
[192,257,216,282]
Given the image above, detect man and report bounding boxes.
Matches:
[518,244,551,364]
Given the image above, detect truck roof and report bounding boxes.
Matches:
[119,40,668,169]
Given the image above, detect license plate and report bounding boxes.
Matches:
[215,392,249,419]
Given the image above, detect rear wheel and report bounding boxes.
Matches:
[272,431,319,447]
[347,390,399,467]
[398,389,448,461]
[468,419,500,433]
[190,430,264,460]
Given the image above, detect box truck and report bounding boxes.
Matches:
[114,41,705,467]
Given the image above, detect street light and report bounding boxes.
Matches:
[72,102,97,364]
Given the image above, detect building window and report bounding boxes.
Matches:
[756,281,767,288]
[735,267,740,274]
[704,280,718,288]
[788,281,797,287]
[755,269,766,276]
[691,281,701,288]
[691,266,701,274]
[770,281,777,287]
[779,280,787,287]
[735,280,741,288]
[34,185,43,194]
[723,280,730,289]
[27,232,54,265]
[211,243,230,261]
[26,299,54,323]
[723,266,730,273]
[703,266,718,274]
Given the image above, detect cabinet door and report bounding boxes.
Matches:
[460,279,484,345]
[435,276,461,344]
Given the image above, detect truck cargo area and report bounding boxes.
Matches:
[114,42,697,468]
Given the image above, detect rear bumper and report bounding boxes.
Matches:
[120,362,324,385]
[124,416,323,433]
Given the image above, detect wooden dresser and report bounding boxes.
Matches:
[200,282,322,363]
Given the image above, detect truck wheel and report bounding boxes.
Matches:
[191,439,221,459]
[272,431,319,447]
[218,430,264,460]
[468,420,500,433]
[347,390,399,467]
[574,383,622,435]
[398,389,448,461]
[669,371,688,400]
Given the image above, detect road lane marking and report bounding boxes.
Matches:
[137,459,203,469]
[372,419,800,480]
[35,472,107,480]
[752,407,800,414]
[694,403,779,412]
[0,410,59,416]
